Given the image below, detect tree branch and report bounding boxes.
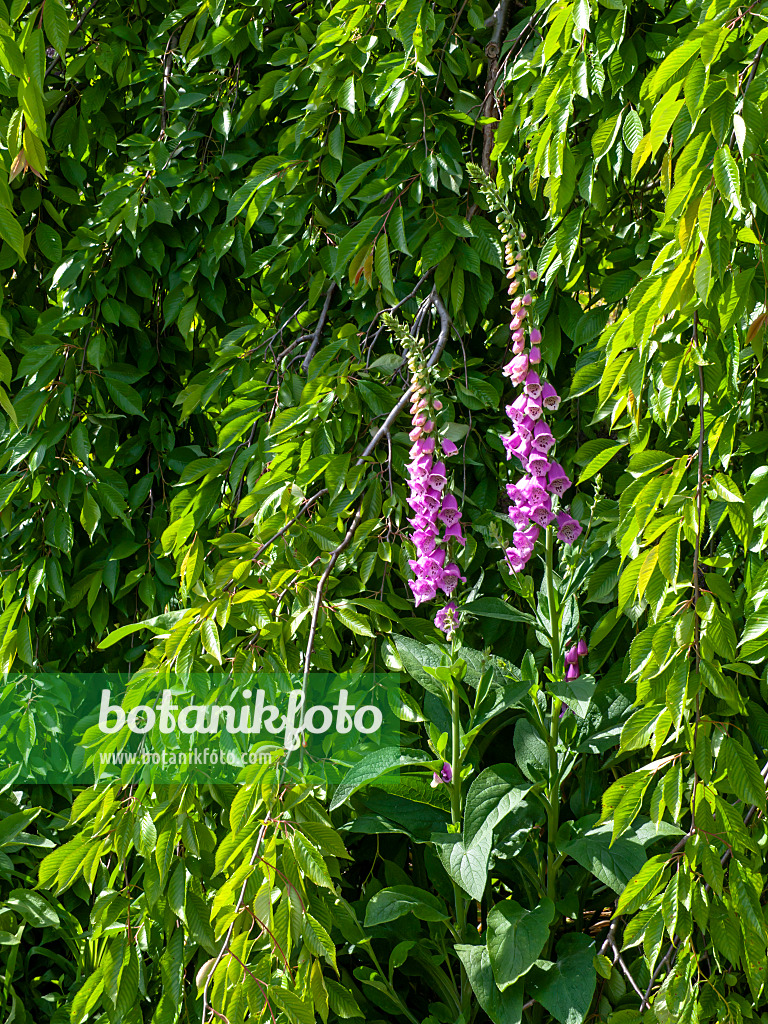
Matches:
[246,293,452,578]
[202,821,270,1023]
[160,33,179,138]
[46,0,98,80]
[481,0,511,174]
[358,291,452,462]
[301,283,337,372]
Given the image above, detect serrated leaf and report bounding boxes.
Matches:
[713,146,741,211]
[622,109,643,152]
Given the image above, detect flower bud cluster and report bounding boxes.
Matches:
[565,638,588,680]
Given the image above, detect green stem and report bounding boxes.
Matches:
[544,526,562,911]
[450,677,470,1016]
[363,942,422,1024]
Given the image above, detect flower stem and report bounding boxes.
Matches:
[545,525,562,912]
[450,676,470,1013]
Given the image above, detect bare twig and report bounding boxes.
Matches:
[298,505,363,765]
[46,0,98,79]
[160,33,179,138]
[249,488,329,565]
[358,292,452,463]
[202,822,269,1023]
[50,87,79,129]
[365,269,433,358]
[244,294,452,580]
[610,938,646,1002]
[481,0,511,174]
[301,283,337,372]
[640,941,677,1011]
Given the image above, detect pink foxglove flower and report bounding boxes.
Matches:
[431,761,453,786]
[492,209,581,578]
[388,314,466,631]
[556,512,582,545]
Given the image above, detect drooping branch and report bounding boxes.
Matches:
[481,0,511,174]
[160,33,179,138]
[301,283,337,372]
[46,0,98,80]
[202,821,270,1023]
[360,291,451,462]
[246,292,451,574]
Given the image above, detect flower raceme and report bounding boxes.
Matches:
[381,312,465,639]
[494,215,582,573]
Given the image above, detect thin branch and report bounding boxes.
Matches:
[160,33,179,138]
[249,488,329,565]
[46,0,97,79]
[202,822,269,1023]
[640,941,677,1011]
[359,292,452,463]
[245,294,451,576]
[481,0,511,174]
[298,505,363,765]
[50,87,79,129]
[610,938,646,1002]
[364,269,433,356]
[301,283,337,372]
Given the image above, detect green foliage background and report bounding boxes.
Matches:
[0,0,768,1022]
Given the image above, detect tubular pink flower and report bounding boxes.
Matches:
[506,395,528,424]
[541,381,560,411]
[441,438,458,456]
[556,511,582,544]
[566,663,580,681]
[409,578,437,606]
[525,397,543,420]
[531,421,555,453]
[428,462,447,489]
[443,520,466,545]
[529,502,554,527]
[438,493,460,527]
[527,453,550,478]
[434,604,458,638]
[523,371,542,399]
[529,346,541,364]
[576,638,588,657]
[529,327,542,344]
[410,437,435,457]
[505,548,528,572]
[502,434,522,460]
[439,564,465,595]
[507,354,529,384]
